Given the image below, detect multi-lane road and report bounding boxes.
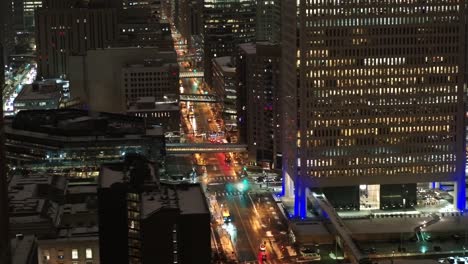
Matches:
[172,23,294,263]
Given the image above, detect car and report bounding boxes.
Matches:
[256,176,265,183]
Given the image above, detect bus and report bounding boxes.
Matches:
[222,207,231,223]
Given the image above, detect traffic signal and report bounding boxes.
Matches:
[243,166,247,171]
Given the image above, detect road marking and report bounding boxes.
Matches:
[232,199,257,258]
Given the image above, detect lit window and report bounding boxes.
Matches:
[72,249,79,259]
[43,250,50,260]
[86,248,93,259]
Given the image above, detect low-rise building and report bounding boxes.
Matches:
[98,156,211,264]
[8,172,67,237]
[68,47,178,113]
[5,109,165,169]
[127,96,180,131]
[14,80,62,113]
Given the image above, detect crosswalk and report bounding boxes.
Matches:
[210,176,237,182]
[213,191,247,197]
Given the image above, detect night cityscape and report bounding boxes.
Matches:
[1,0,468,264]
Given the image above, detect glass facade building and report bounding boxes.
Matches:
[282,0,466,214]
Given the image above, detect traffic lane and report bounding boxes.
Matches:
[224,195,258,262]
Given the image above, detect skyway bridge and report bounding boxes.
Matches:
[165,143,247,154]
[179,94,220,103]
[179,71,204,78]
[309,193,371,264]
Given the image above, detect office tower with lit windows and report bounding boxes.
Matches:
[203,0,256,86]
[237,42,281,168]
[281,0,466,215]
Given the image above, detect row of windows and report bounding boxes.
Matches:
[308,67,458,78]
[310,116,453,127]
[308,77,458,88]
[310,96,458,108]
[307,164,455,177]
[308,0,459,6]
[308,154,455,167]
[304,46,459,59]
[310,125,453,138]
[313,26,459,37]
[309,135,454,147]
[308,106,456,119]
[306,5,459,17]
[305,15,460,27]
[306,145,454,156]
[42,248,93,261]
[312,57,455,68]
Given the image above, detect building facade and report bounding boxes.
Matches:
[255,0,281,43]
[237,42,281,168]
[98,158,211,264]
[203,0,256,85]
[5,109,165,168]
[282,0,467,214]
[68,47,178,113]
[212,56,237,122]
[35,7,118,78]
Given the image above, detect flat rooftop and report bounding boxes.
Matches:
[15,81,61,101]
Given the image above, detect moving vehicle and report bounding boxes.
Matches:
[222,207,231,223]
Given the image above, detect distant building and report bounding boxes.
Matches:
[203,0,256,86]
[14,80,63,113]
[98,156,211,264]
[68,47,178,113]
[255,0,280,43]
[212,56,236,122]
[237,42,281,168]
[114,8,174,50]
[177,0,203,49]
[127,96,180,131]
[35,5,118,78]
[5,109,165,168]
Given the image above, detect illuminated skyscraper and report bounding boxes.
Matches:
[281,0,466,215]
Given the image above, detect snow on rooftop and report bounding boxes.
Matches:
[177,185,209,215]
[99,166,125,188]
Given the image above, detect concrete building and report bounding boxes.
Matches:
[237,42,281,168]
[127,96,180,131]
[255,0,280,43]
[4,109,165,167]
[35,5,118,78]
[203,0,256,86]
[14,80,62,113]
[38,230,99,264]
[212,56,237,122]
[68,47,178,113]
[281,0,467,215]
[8,172,67,237]
[98,156,211,264]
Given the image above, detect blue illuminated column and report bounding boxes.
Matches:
[455,176,466,211]
[294,176,307,218]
